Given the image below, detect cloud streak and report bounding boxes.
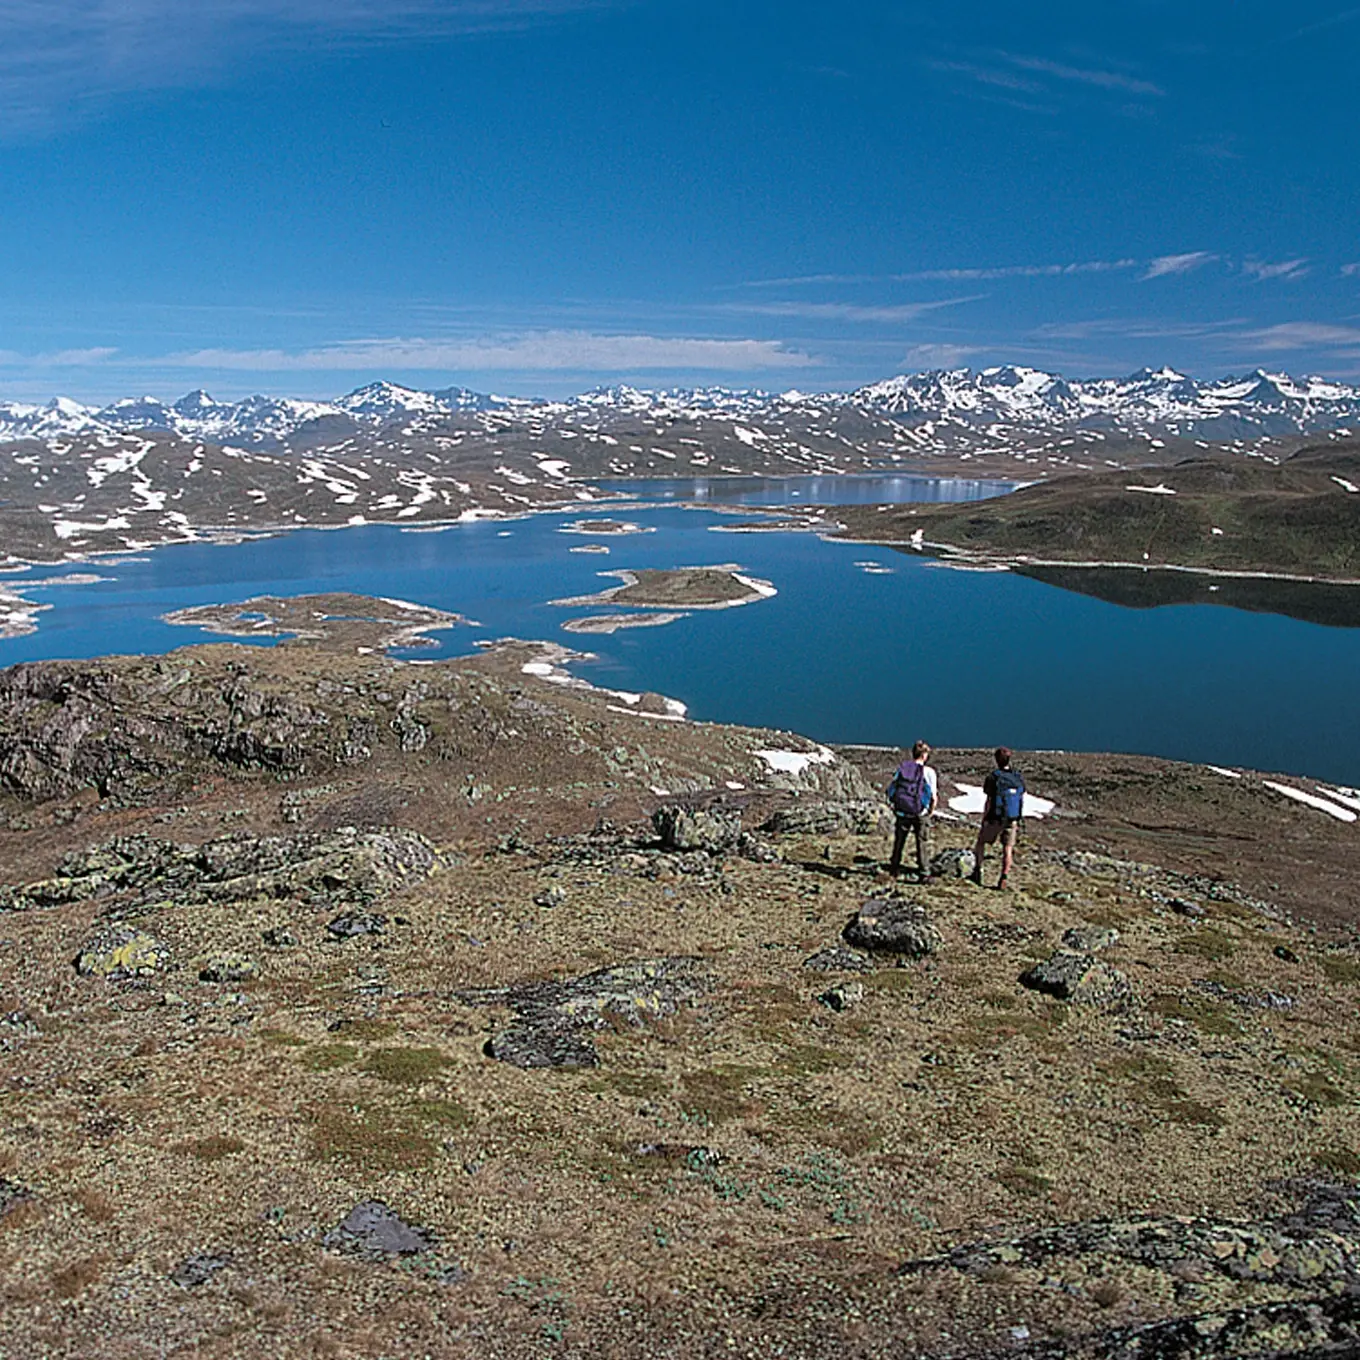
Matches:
[105,331,815,373]
[724,297,981,323]
[1142,252,1217,280]
[1241,258,1311,282]
[0,0,608,132]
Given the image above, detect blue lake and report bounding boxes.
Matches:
[2,484,1358,784]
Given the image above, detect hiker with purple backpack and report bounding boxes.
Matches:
[970,747,1026,890]
[887,740,939,881]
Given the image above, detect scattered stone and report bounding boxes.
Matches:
[930,847,977,879]
[843,898,941,958]
[198,954,259,984]
[261,927,299,949]
[533,886,566,909]
[0,1178,32,1217]
[735,831,779,863]
[761,801,884,837]
[1020,951,1131,1007]
[1194,978,1296,1011]
[652,806,740,854]
[323,1200,435,1259]
[1171,897,1207,919]
[803,946,875,974]
[818,981,865,1012]
[326,911,387,940]
[460,957,708,1070]
[170,1252,232,1289]
[161,991,186,1007]
[1061,925,1120,952]
[1274,944,1300,963]
[75,926,170,980]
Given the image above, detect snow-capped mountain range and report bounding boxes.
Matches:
[3,368,1359,447]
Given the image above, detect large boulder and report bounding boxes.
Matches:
[1021,951,1131,1007]
[843,899,941,958]
[652,806,740,854]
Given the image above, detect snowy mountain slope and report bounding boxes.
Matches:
[4,368,1358,451]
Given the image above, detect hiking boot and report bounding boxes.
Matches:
[967,869,983,887]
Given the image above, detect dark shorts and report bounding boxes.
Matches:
[978,818,1018,849]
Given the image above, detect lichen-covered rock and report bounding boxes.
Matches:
[761,801,885,837]
[930,847,977,879]
[843,898,941,958]
[0,1179,32,1217]
[461,957,708,1070]
[198,954,259,983]
[1020,950,1131,1006]
[322,1200,435,1259]
[261,927,298,949]
[1061,925,1120,952]
[75,926,170,979]
[652,806,740,853]
[3,828,441,916]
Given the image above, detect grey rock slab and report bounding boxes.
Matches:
[323,1200,435,1259]
[74,926,171,980]
[1021,950,1132,1007]
[843,898,941,958]
[761,801,884,838]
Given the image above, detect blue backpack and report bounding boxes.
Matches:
[991,769,1025,821]
[888,759,931,817]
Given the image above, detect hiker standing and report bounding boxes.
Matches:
[887,740,938,880]
[970,747,1025,890]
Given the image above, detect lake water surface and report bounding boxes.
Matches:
[2,478,1358,784]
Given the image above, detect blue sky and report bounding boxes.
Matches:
[2,0,1358,401]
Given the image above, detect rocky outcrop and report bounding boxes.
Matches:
[459,957,709,1069]
[842,898,941,958]
[1,828,441,915]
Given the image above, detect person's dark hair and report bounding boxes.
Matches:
[912,740,930,759]
[994,746,1012,768]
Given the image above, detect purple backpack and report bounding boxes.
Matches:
[889,760,929,817]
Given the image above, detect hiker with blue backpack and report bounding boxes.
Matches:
[887,740,938,881]
[970,747,1025,890]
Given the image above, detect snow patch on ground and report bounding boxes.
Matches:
[753,746,835,777]
[1125,483,1177,496]
[947,782,1055,819]
[1262,780,1357,822]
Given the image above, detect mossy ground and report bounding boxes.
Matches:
[2,643,1360,1357]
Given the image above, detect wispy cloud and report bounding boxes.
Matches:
[1241,258,1311,282]
[0,0,609,133]
[902,343,985,368]
[1142,252,1217,280]
[999,54,1165,98]
[0,345,119,367]
[1236,322,1360,351]
[741,260,1138,289]
[724,297,981,323]
[1342,263,1360,278]
[154,332,814,372]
